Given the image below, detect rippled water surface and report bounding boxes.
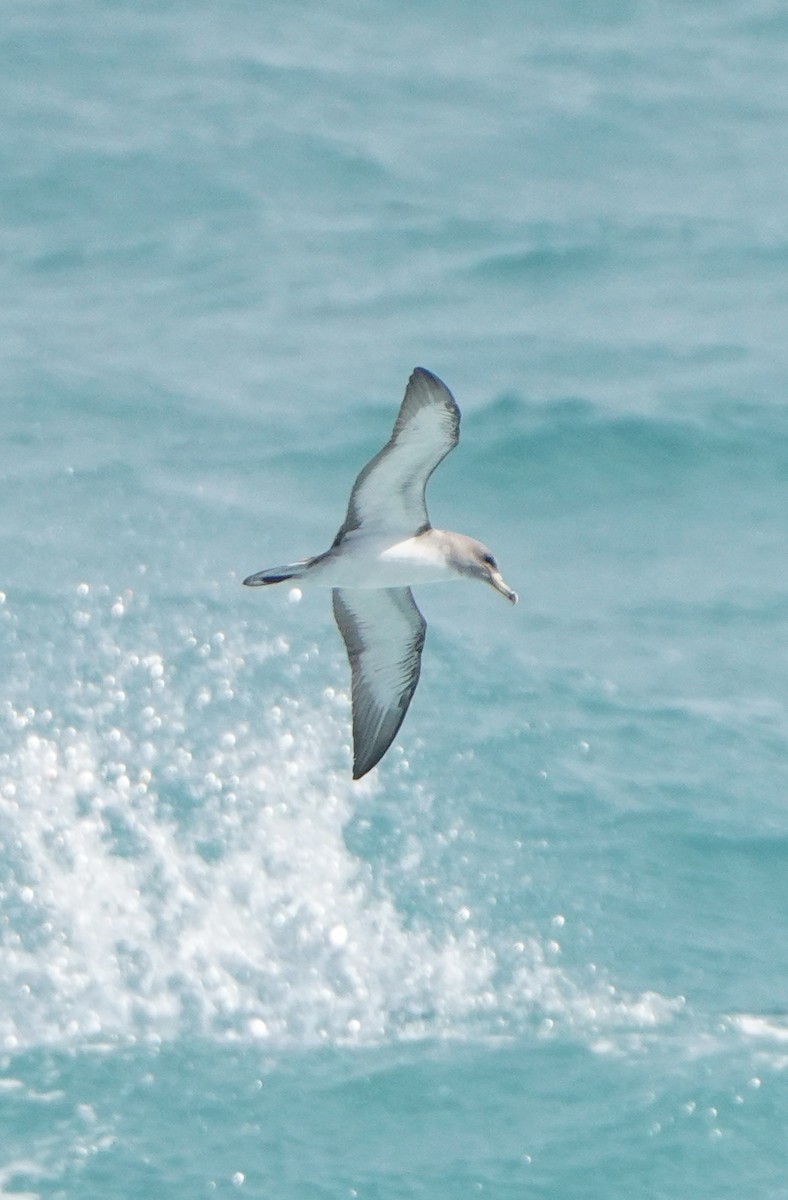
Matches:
[2,2,788,1196]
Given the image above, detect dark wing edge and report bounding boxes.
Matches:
[333,368,461,544]
[332,587,427,779]
[391,368,460,440]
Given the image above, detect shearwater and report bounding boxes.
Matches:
[244,368,517,779]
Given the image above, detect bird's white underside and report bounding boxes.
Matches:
[306,532,458,589]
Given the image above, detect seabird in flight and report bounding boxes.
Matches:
[243,368,517,779]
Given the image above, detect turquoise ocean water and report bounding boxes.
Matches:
[2,1,788,1195]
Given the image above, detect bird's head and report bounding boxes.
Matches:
[449,535,518,604]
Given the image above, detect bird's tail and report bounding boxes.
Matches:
[242,558,312,587]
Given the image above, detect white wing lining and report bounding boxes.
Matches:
[334,368,460,543]
[332,586,427,779]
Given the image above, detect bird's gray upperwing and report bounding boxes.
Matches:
[334,368,460,544]
[332,586,427,779]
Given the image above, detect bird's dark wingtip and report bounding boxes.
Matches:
[411,366,442,387]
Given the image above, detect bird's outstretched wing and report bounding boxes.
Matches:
[332,586,427,779]
[334,368,460,544]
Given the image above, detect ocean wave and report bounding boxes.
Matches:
[0,584,681,1053]
[463,393,788,514]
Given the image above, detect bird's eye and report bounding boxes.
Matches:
[482,553,496,567]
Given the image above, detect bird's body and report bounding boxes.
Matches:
[260,530,473,590]
[244,368,517,778]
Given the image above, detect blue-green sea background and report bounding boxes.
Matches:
[2,2,788,1196]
